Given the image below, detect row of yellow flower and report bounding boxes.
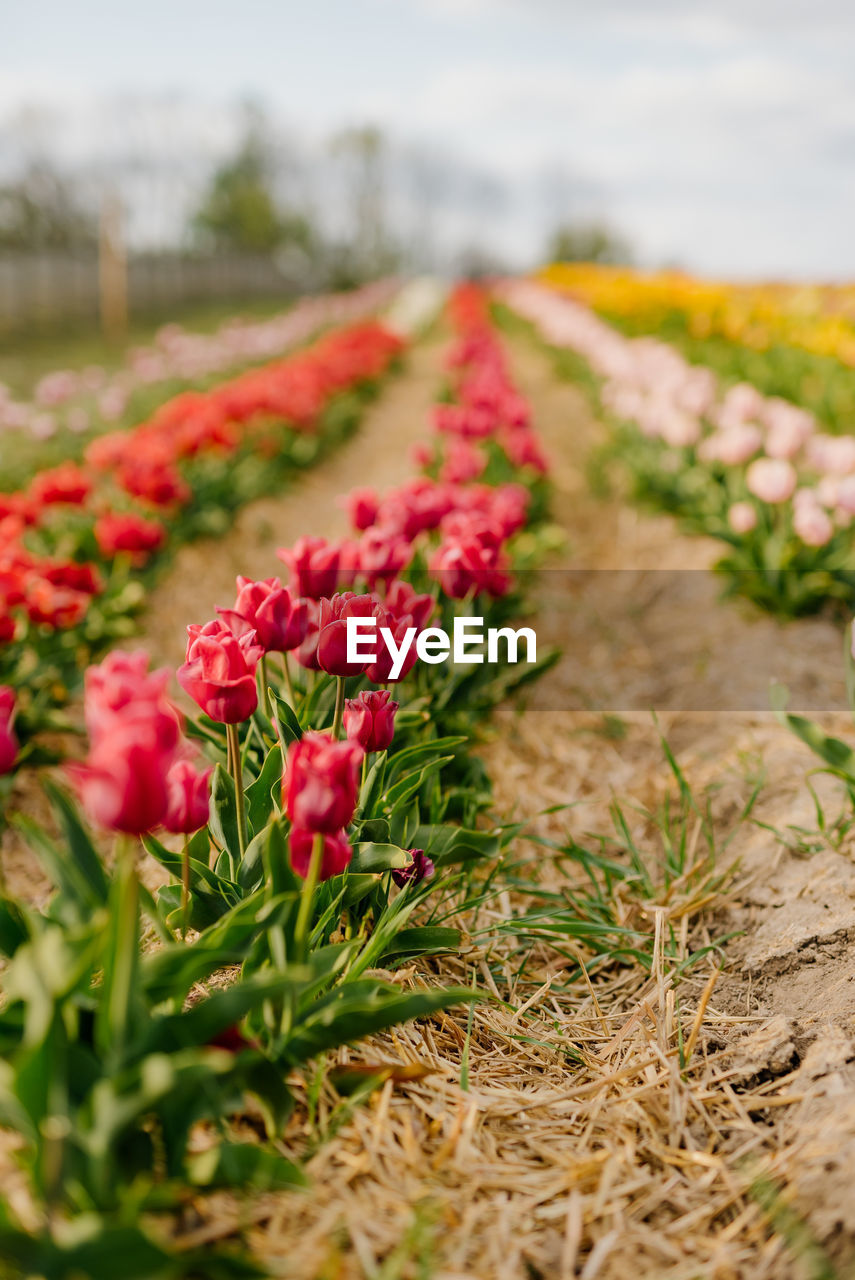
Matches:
[538,262,855,367]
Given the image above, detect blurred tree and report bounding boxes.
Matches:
[328,126,400,284]
[192,123,313,256]
[547,220,632,265]
[0,163,97,250]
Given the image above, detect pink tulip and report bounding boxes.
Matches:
[217,575,308,653]
[178,620,263,724]
[745,458,797,505]
[316,592,384,678]
[277,536,340,599]
[163,759,213,834]
[727,502,758,535]
[69,721,172,835]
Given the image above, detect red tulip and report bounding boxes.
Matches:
[29,461,92,506]
[283,731,362,834]
[0,687,18,775]
[24,580,89,630]
[294,599,322,671]
[288,827,352,880]
[163,758,213,834]
[316,592,384,678]
[365,612,419,684]
[384,579,435,630]
[94,512,166,562]
[69,720,172,835]
[178,620,263,724]
[343,689,398,752]
[344,487,380,531]
[277,536,341,599]
[357,528,412,589]
[429,533,511,599]
[42,560,103,596]
[217,575,308,653]
[85,650,181,753]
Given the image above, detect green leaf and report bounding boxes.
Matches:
[139,974,307,1056]
[269,691,303,746]
[386,736,466,781]
[0,898,30,958]
[187,1141,304,1190]
[385,756,454,812]
[378,926,462,961]
[357,751,387,818]
[141,945,244,1008]
[246,744,283,837]
[13,816,102,925]
[143,834,240,899]
[350,843,411,874]
[408,823,501,866]
[209,765,240,873]
[284,983,479,1064]
[95,852,142,1067]
[236,828,267,894]
[43,781,110,905]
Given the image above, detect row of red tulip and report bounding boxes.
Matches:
[64,282,549,888]
[0,317,407,776]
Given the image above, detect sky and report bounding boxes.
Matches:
[2,0,854,278]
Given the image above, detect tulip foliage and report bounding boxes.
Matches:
[506,278,855,617]
[0,285,556,1273]
[0,318,405,775]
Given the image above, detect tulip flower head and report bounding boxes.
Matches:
[217,575,308,653]
[289,826,352,880]
[343,689,399,752]
[283,731,362,834]
[178,620,263,724]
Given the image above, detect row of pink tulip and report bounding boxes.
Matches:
[0,280,398,442]
[504,285,855,576]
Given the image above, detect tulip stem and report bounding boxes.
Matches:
[294,832,324,959]
[332,675,346,740]
[260,654,271,717]
[282,653,296,705]
[181,837,191,940]
[227,723,248,858]
[361,753,369,789]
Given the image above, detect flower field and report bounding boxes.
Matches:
[3,274,855,1280]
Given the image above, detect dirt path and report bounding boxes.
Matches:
[478,331,855,1274]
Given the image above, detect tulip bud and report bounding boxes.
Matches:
[343,689,398,752]
[391,849,435,888]
[163,759,213,834]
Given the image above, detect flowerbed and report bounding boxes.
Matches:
[0,283,557,1275]
[0,317,407,775]
[504,278,855,617]
[0,281,398,480]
